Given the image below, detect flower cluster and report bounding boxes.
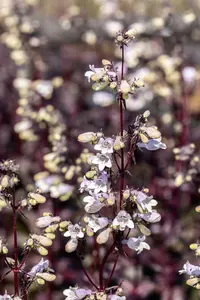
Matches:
[0,160,57,296]
[85,59,144,99]
[173,144,200,189]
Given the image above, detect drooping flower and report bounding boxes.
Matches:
[124,236,150,254]
[27,258,49,278]
[35,216,61,228]
[133,191,157,213]
[63,287,92,300]
[113,210,134,231]
[137,137,166,151]
[110,295,126,300]
[137,211,161,223]
[89,153,112,171]
[179,261,200,277]
[87,215,109,233]
[83,194,105,213]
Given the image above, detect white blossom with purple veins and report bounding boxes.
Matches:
[83,194,105,213]
[80,176,95,193]
[92,172,109,194]
[64,224,84,240]
[134,191,158,213]
[0,292,12,300]
[27,258,49,277]
[179,261,200,277]
[94,137,114,154]
[137,212,161,223]
[90,153,112,171]
[85,64,104,82]
[113,210,134,231]
[87,215,109,232]
[63,287,92,300]
[110,295,126,300]
[137,137,166,151]
[124,236,150,254]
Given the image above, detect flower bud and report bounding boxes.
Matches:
[190,243,198,250]
[37,272,56,282]
[78,132,97,143]
[65,239,78,253]
[29,193,46,204]
[96,228,111,244]
[37,246,48,256]
[36,278,45,285]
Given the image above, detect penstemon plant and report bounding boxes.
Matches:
[0,160,62,299]
[62,31,166,300]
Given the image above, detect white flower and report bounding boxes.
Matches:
[124,236,150,254]
[113,210,134,231]
[27,258,49,277]
[80,177,94,193]
[137,137,166,151]
[64,224,84,239]
[63,287,92,300]
[35,80,53,99]
[179,261,200,277]
[93,91,114,107]
[94,137,114,154]
[50,183,74,198]
[85,64,104,82]
[182,67,197,85]
[137,212,161,223]
[92,172,109,194]
[35,216,61,228]
[0,292,12,300]
[35,174,61,193]
[134,191,157,213]
[87,215,109,232]
[90,153,112,171]
[83,194,105,213]
[110,295,126,300]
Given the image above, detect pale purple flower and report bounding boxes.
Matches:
[92,172,109,194]
[137,212,161,223]
[113,210,134,231]
[124,236,150,254]
[64,224,84,239]
[134,191,157,213]
[85,64,104,82]
[90,153,112,171]
[27,258,49,277]
[94,137,114,154]
[63,287,92,300]
[109,295,126,300]
[137,137,166,151]
[83,194,105,213]
[87,215,109,232]
[179,261,200,277]
[80,176,94,193]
